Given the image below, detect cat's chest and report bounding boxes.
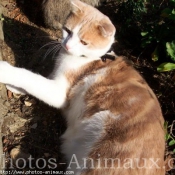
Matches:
[56,51,98,72]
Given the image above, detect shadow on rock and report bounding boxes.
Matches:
[3,16,59,76]
[16,0,45,27]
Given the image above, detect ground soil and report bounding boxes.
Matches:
[0,0,175,174]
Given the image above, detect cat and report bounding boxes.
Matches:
[0,0,165,174]
[41,0,105,29]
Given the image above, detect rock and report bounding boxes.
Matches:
[24,100,32,107]
[0,100,8,123]
[3,100,10,107]
[0,6,4,41]
[10,146,31,168]
[2,113,28,134]
[30,123,37,129]
[44,153,50,158]
[13,93,22,99]
[0,4,6,173]
[7,90,13,99]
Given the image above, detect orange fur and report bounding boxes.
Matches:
[63,56,165,175]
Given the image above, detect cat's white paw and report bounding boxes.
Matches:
[0,61,13,84]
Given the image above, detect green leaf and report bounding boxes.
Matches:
[166,41,175,61]
[157,62,175,72]
[161,8,175,19]
[169,14,175,20]
[151,47,159,61]
[170,0,175,6]
[165,133,170,141]
[141,32,148,36]
[161,8,172,17]
[173,149,175,153]
[169,139,175,146]
[172,9,175,14]
[164,121,169,130]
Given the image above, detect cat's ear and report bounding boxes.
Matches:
[98,18,116,37]
[70,0,83,15]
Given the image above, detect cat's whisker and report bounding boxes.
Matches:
[50,44,61,55]
[39,41,61,51]
[43,44,61,60]
[43,48,55,60]
[52,45,62,59]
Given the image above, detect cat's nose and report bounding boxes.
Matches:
[65,44,70,50]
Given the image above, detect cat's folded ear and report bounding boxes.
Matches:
[70,0,84,15]
[98,18,116,37]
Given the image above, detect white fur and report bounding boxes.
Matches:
[0,61,69,108]
[62,111,121,175]
[0,48,102,108]
[62,26,81,53]
[128,97,138,106]
[61,110,112,174]
[54,49,100,76]
[6,85,26,95]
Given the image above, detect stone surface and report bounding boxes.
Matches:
[0,4,6,173]
[10,146,31,167]
[2,113,28,134]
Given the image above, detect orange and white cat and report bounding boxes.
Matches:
[0,0,165,174]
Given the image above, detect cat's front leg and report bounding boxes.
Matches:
[0,61,69,108]
[6,85,26,95]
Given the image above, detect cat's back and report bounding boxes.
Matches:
[65,56,164,124]
[62,56,165,175]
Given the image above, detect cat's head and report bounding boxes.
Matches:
[61,0,116,58]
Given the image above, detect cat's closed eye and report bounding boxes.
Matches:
[80,40,88,45]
